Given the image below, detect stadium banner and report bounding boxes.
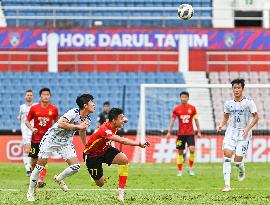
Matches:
[1,135,270,163]
[0,28,269,50]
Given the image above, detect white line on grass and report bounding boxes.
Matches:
[1,188,270,192]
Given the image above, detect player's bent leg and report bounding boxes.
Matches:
[30,157,38,171]
[112,153,129,202]
[27,158,48,202]
[222,149,233,192]
[94,176,105,187]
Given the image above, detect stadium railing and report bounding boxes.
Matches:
[206,51,270,72]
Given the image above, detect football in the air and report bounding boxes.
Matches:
[177,4,194,20]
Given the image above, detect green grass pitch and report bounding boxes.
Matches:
[0,163,270,204]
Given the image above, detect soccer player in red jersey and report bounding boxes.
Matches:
[84,108,150,202]
[167,91,201,176]
[26,87,58,187]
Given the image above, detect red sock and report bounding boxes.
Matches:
[38,168,47,182]
[189,160,194,169]
[118,176,127,189]
[177,164,183,172]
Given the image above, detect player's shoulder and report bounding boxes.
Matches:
[65,108,80,116]
[49,104,58,110]
[243,97,254,102]
[187,103,196,109]
[225,99,234,105]
[30,103,40,109]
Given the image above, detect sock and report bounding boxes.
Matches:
[29,164,44,190]
[235,162,245,172]
[189,152,195,169]
[223,157,231,187]
[23,153,31,172]
[118,164,129,189]
[38,165,48,183]
[57,164,80,181]
[177,154,184,172]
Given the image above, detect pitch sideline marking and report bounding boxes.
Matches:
[1,188,270,192]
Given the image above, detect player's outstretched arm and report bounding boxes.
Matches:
[108,135,150,148]
[167,117,176,136]
[216,113,230,131]
[58,117,90,130]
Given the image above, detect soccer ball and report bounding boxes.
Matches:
[177,4,194,20]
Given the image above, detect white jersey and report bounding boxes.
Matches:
[224,97,257,130]
[43,108,91,145]
[19,103,35,130]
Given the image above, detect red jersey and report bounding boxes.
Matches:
[171,103,197,135]
[27,103,58,143]
[84,122,117,157]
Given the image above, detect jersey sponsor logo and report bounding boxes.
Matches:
[180,115,190,123]
[105,130,113,135]
[38,117,50,127]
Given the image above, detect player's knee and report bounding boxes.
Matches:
[189,148,195,153]
[122,157,129,165]
[95,179,105,187]
[70,163,80,173]
[35,164,45,172]
[223,157,231,162]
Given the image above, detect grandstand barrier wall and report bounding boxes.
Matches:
[0,28,269,72]
[1,135,270,163]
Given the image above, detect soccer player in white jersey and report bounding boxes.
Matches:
[27,94,95,202]
[17,89,35,176]
[217,79,259,192]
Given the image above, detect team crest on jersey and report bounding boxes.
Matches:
[49,110,52,115]
[188,109,192,114]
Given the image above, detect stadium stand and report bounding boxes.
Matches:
[1,0,212,27]
[209,71,270,130]
[183,71,214,130]
[0,72,184,131]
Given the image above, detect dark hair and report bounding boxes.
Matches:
[39,87,51,96]
[76,94,94,109]
[180,91,189,97]
[231,78,245,88]
[103,101,110,106]
[25,89,33,93]
[108,108,123,122]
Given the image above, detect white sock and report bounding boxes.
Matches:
[29,164,44,190]
[23,153,31,172]
[223,157,231,187]
[235,162,245,172]
[57,164,80,181]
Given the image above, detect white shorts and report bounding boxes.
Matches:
[21,127,32,145]
[223,127,251,157]
[38,137,77,161]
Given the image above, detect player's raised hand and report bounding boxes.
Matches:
[78,120,90,130]
[197,131,202,138]
[139,141,150,148]
[216,124,223,132]
[32,128,38,134]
